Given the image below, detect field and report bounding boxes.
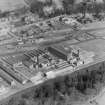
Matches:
[82,21,105,30]
[76,39,105,60]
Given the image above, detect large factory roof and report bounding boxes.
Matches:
[2,54,30,66]
[50,44,73,56]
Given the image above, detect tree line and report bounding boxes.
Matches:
[25,0,105,18]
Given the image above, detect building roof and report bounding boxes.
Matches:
[0,68,14,85]
[2,54,29,66]
[50,44,72,56]
[22,60,35,67]
[25,49,45,58]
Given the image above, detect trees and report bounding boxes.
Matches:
[30,1,45,17]
[18,99,26,105]
[7,98,26,105]
[63,0,75,14]
[25,0,105,18]
[25,0,76,17]
[94,3,104,17]
[7,98,15,105]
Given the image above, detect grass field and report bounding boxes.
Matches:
[76,39,105,60]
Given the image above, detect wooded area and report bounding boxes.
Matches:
[25,0,105,18]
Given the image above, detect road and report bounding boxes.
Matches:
[0,25,100,47]
[0,26,102,58]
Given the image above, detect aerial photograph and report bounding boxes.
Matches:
[1,0,105,105]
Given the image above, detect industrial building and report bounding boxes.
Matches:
[47,45,74,61]
[2,54,29,67]
[15,65,36,80]
[47,44,82,67]
[0,64,28,84]
[0,69,15,86]
[22,60,35,70]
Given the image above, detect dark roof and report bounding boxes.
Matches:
[23,60,35,67]
[50,44,72,56]
[24,49,45,58]
[0,69,14,85]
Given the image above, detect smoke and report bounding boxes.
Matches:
[27,0,64,15]
[37,0,64,10]
[42,0,64,15]
[43,6,54,15]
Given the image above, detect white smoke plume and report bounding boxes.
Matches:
[37,0,64,10]
[38,0,64,15]
[43,6,54,15]
[26,0,64,15]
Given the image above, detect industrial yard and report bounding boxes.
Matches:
[0,14,104,105]
[0,0,105,105]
